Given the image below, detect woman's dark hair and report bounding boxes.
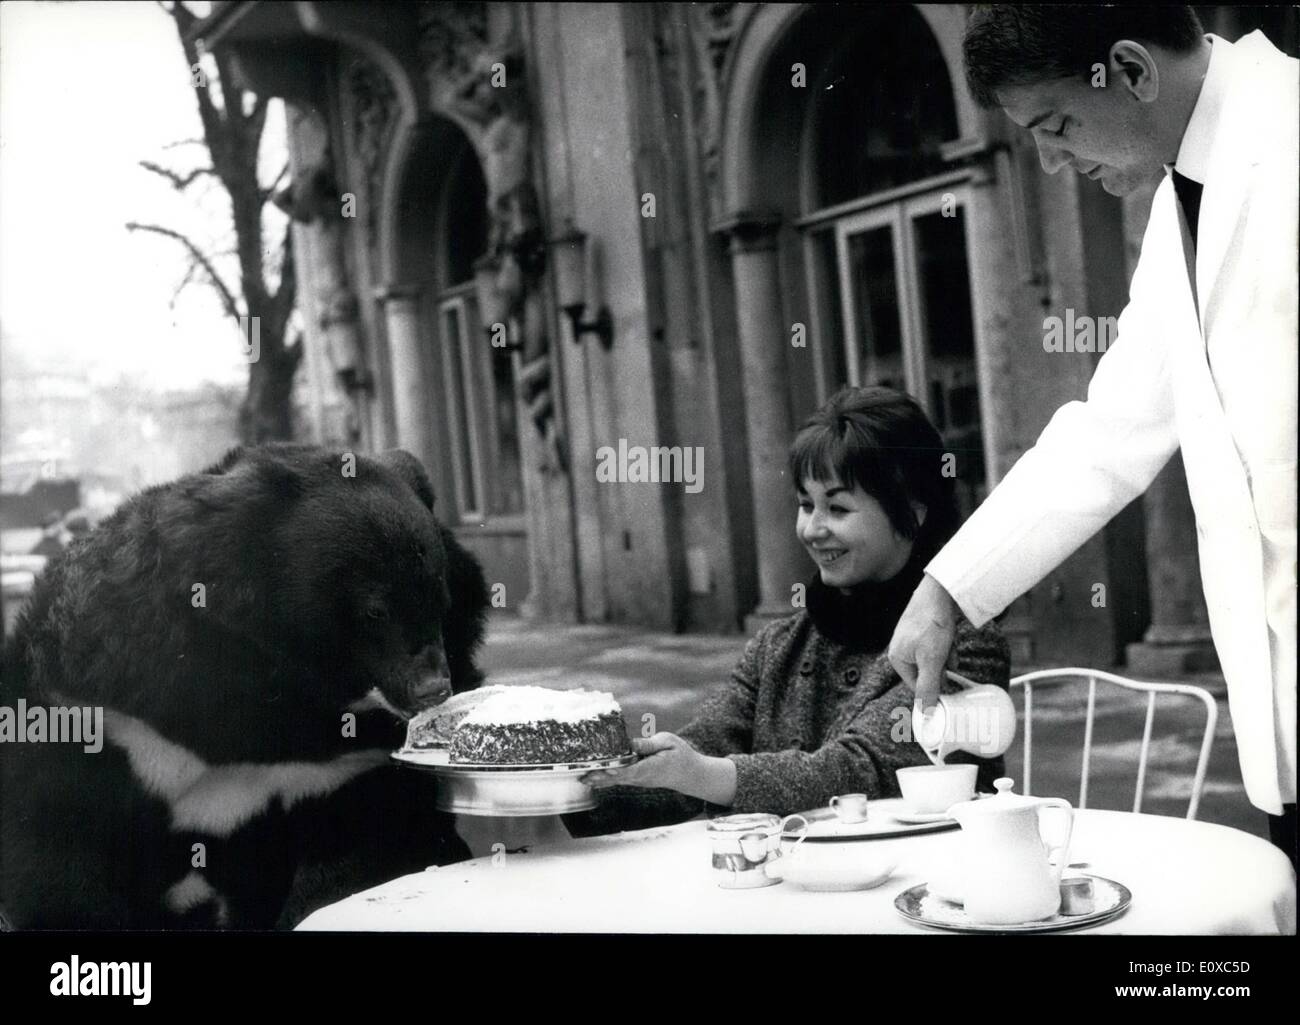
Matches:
[963,4,1204,109]
[789,386,960,561]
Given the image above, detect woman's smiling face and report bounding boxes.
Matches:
[797,477,917,590]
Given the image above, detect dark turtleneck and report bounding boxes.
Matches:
[804,544,931,653]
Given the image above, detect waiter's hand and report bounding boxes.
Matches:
[889,573,959,714]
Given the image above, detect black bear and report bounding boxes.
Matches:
[0,445,490,928]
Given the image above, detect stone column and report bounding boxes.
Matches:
[721,214,808,632]
[375,284,435,466]
[1119,183,1218,676]
[284,103,367,448]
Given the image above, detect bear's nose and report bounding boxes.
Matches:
[411,671,452,706]
[408,644,453,709]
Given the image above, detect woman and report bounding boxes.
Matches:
[565,386,1009,836]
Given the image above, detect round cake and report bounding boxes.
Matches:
[404,686,510,751]
[449,686,633,765]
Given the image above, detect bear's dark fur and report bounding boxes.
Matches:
[0,445,490,929]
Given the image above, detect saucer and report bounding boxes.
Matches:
[889,792,994,825]
[894,874,1132,933]
[890,809,956,825]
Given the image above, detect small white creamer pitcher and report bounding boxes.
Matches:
[945,777,1073,925]
[912,670,1017,764]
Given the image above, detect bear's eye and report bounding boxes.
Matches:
[364,603,389,623]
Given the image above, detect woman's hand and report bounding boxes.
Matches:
[581,732,737,805]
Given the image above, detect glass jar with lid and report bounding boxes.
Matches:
[706,813,805,888]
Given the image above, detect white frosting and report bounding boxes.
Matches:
[409,686,509,729]
[460,686,621,727]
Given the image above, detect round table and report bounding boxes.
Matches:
[296,809,1296,934]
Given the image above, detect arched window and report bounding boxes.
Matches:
[436,141,525,521]
[809,6,960,207]
[443,145,488,286]
[800,7,985,515]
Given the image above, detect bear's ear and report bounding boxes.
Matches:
[204,446,246,474]
[186,447,307,509]
[377,449,436,511]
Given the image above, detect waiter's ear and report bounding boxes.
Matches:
[1109,40,1160,102]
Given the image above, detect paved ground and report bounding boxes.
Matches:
[479,615,1266,840]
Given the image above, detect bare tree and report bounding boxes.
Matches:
[126,1,299,444]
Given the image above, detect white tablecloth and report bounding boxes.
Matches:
[298,809,1296,934]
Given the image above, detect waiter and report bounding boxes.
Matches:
[889,6,1297,865]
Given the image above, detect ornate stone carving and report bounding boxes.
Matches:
[345,59,397,238]
[444,41,542,272]
[274,165,339,226]
[417,1,488,82]
[423,23,563,472]
[275,146,368,392]
[318,289,367,394]
[284,102,369,447]
[700,2,741,81]
[686,3,744,223]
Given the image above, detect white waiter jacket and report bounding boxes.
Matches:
[927,31,1298,815]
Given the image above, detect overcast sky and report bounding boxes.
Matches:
[0,0,286,390]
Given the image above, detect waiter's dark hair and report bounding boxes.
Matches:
[789,386,960,559]
[963,4,1205,109]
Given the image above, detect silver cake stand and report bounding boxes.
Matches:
[392,749,638,816]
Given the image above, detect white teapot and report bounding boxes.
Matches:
[944,778,1073,924]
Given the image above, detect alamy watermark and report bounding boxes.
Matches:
[595,439,703,494]
[0,699,103,753]
[889,702,1005,754]
[1043,309,1117,353]
[50,956,151,1005]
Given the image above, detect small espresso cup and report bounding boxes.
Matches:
[829,793,869,823]
[896,763,977,815]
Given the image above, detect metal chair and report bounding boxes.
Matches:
[1010,668,1218,820]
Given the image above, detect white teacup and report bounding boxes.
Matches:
[829,793,869,823]
[897,763,977,815]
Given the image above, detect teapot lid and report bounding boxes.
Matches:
[948,777,1038,819]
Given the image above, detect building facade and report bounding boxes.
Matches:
[197,2,1296,669]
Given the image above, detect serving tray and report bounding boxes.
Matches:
[782,798,961,842]
[392,750,637,816]
[894,874,1132,933]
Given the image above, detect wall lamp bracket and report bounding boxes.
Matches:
[551,222,614,349]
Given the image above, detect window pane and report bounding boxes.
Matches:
[445,146,488,286]
[442,305,479,514]
[487,345,524,516]
[847,226,904,390]
[811,7,959,206]
[911,207,985,512]
[810,228,846,391]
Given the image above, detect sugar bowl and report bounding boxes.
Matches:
[707,813,806,888]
